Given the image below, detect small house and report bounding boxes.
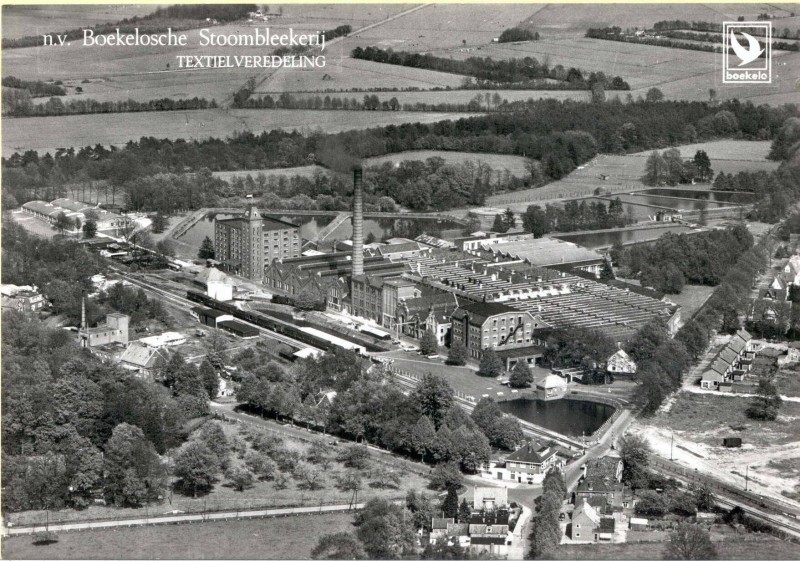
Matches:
[723,437,742,448]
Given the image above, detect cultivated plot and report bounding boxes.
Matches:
[2,109,481,155]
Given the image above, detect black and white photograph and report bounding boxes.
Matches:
[1,2,799,559]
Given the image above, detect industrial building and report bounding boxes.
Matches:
[21,198,126,232]
[215,206,301,279]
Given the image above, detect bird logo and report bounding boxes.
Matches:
[729,29,764,66]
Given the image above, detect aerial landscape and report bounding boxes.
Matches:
[1,2,800,560]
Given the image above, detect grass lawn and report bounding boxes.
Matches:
[551,535,800,560]
[775,364,800,398]
[1,512,356,560]
[665,285,715,320]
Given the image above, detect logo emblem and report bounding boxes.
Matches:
[723,22,771,84]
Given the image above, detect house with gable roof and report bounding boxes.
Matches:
[701,329,755,389]
[492,439,563,484]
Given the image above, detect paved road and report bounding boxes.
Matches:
[2,503,366,537]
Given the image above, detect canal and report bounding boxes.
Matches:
[497,398,615,438]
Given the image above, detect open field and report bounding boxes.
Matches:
[256,56,466,93]
[0,512,356,560]
[1,5,155,40]
[2,109,480,155]
[486,140,779,212]
[552,535,800,560]
[632,392,800,500]
[364,150,532,176]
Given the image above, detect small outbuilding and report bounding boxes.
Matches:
[723,437,742,448]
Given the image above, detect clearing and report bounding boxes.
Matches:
[630,392,800,502]
[0,512,356,560]
[212,165,327,182]
[2,109,481,155]
[661,285,715,320]
[363,150,532,177]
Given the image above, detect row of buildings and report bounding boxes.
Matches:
[21,198,127,232]
[700,329,756,390]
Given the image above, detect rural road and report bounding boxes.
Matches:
[2,502,366,537]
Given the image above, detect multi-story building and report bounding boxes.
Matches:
[451,301,548,367]
[350,275,385,323]
[0,284,45,312]
[381,278,421,329]
[215,206,300,280]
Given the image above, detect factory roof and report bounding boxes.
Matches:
[482,236,603,266]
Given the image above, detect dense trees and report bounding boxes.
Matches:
[419,330,439,355]
[352,46,629,90]
[522,198,631,236]
[470,398,524,450]
[619,433,651,490]
[477,348,504,377]
[643,148,714,186]
[616,224,754,291]
[3,95,215,118]
[198,236,215,259]
[509,360,533,388]
[529,469,565,558]
[2,76,66,97]
[103,423,168,507]
[5,99,792,213]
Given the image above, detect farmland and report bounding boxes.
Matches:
[2,109,480,155]
[1,5,155,40]
[0,512,356,560]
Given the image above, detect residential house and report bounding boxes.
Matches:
[493,440,562,484]
[606,349,636,376]
[120,343,167,377]
[467,509,512,556]
[700,329,755,389]
[571,499,618,543]
[1,284,45,312]
[783,255,800,286]
[761,276,789,301]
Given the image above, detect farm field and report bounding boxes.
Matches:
[285,88,590,105]
[256,56,466,94]
[486,140,779,212]
[363,150,532,176]
[2,109,481,155]
[1,5,155,39]
[344,3,540,52]
[0,512,356,560]
[631,393,800,500]
[552,536,800,560]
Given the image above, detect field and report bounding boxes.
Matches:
[0,512,356,560]
[2,109,480,155]
[364,150,533,176]
[1,5,156,39]
[256,56,466,94]
[485,140,779,212]
[632,392,800,500]
[552,535,800,560]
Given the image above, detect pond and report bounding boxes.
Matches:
[554,225,692,249]
[616,193,733,211]
[497,398,615,438]
[178,212,464,248]
[635,188,758,204]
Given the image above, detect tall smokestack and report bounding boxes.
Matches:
[352,168,364,277]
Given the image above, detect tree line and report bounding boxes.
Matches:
[660,29,800,52]
[3,94,216,118]
[2,76,66,97]
[351,46,631,89]
[2,4,255,49]
[498,27,540,42]
[643,149,714,186]
[654,18,800,40]
[612,224,755,293]
[3,100,794,210]
[521,197,634,237]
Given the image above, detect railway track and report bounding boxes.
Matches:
[649,456,800,537]
[117,272,322,352]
